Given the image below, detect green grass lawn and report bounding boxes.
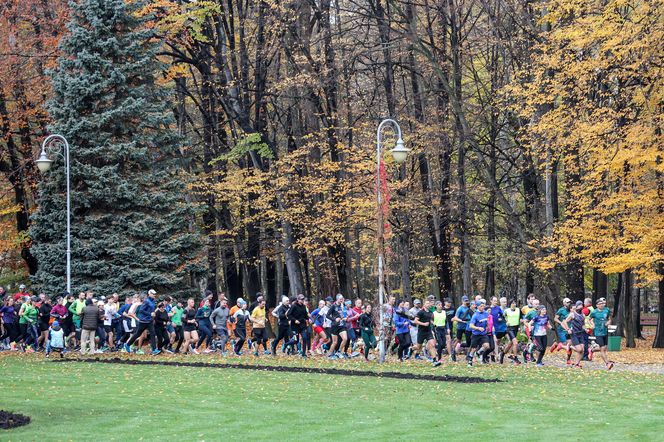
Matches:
[1,354,663,441]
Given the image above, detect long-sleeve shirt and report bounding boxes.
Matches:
[0,306,17,324]
[137,297,156,323]
[357,312,374,332]
[393,310,410,334]
[210,306,230,329]
[287,303,308,329]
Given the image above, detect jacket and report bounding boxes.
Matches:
[137,297,156,323]
[393,310,411,334]
[80,305,102,331]
[210,306,230,329]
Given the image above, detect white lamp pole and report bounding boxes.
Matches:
[376,119,409,363]
[36,134,71,295]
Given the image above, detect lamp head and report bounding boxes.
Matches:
[390,139,410,164]
[36,151,53,173]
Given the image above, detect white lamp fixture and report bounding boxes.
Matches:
[390,139,410,164]
[35,151,54,173]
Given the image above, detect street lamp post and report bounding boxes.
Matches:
[376,119,410,363]
[35,134,71,295]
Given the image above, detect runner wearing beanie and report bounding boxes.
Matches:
[231,300,250,355]
[589,298,614,370]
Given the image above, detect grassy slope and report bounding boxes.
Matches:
[1,355,663,441]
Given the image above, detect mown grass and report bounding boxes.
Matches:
[1,353,663,441]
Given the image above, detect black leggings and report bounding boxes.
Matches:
[533,335,547,363]
[435,327,447,360]
[173,325,184,352]
[396,332,412,360]
[126,321,156,350]
[271,325,290,354]
[155,326,169,350]
[1,322,19,342]
[234,330,246,354]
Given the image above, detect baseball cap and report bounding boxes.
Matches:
[148,289,157,296]
[297,294,305,301]
[413,299,422,305]
[575,300,583,307]
[52,321,59,328]
[597,297,607,304]
[563,298,571,304]
[19,284,26,289]
[325,296,333,302]
[336,294,344,301]
[461,295,469,302]
[237,297,245,304]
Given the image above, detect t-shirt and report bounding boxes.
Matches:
[19,304,38,324]
[532,315,549,336]
[251,306,266,328]
[555,307,570,332]
[416,309,433,332]
[455,306,470,330]
[524,309,537,322]
[469,311,489,336]
[104,303,118,326]
[589,308,611,336]
[171,306,184,326]
[490,306,507,332]
[432,311,446,327]
[445,307,455,331]
[505,308,520,327]
[521,305,534,317]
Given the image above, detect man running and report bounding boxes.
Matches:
[412,299,438,366]
[124,289,160,355]
[452,296,472,360]
[552,297,573,364]
[503,299,521,364]
[327,294,348,359]
[250,298,269,356]
[467,300,490,367]
[589,298,614,370]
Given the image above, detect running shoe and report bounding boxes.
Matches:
[253,351,259,357]
[588,349,594,361]
[151,349,161,356]
[536,363,544,367]
[499,351,505,364]
[451,353,457,362]
[192,348,200,355]
[566,359,572,365]
[123,343,131,353]
[328,354,338,360]
[467,361,473,367]
[136,349,145,355]
[433,361,442,367]
[204,349,214,354]
[95,349,104,354]
[264,350,271,355]
[607,361,614,371]
[26,347,35,353]
[164,349,174,354]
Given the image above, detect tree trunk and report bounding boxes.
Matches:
[592,269,608,303]
[653,263,664,348]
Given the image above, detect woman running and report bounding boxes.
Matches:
[0,298,19,349]
[195,298,213,353]
[503,299,521,364]
[182,298,200,354]
[154,302,171,351]
[357,304,377,360]
[231,300,250,355]
[18,296,39,352]
[393,301,412,361]
[529,305,553,366]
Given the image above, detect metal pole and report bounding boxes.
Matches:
[376,119,402,363]
[41,134,71,294]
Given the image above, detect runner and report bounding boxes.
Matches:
[412,299,438,366]
[521,298,539,362]
[358,304,377,360]
[327,294,348,359]
[343,299,360,357]
[195,298,213,352]
[154,302,171,352]
[287,294,309,358]
[408,299,422,355]
[529,305,553,366]
[250,298,269,356]
[432,301,448,364]
[231,300,250,355]
[467,299,490,367]
[393,301,412,361]
[181,298,199,354]
[170,300,185,353]
[588,298,614,370]
[271,296,291,356]
[503,299,521,364]
[552,297,573,365]
[0,298,19,350]
[309,300,328,354]
[452,296,472,359]
[209,298,230,355]
[124,289,160,355]
[18,296,38,352]
[582,298,595,361]
[562,300,586,368]
[37,296,52,351]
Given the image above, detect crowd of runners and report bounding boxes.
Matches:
[0,284,615,370]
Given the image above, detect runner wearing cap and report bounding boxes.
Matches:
[287,294,309,358]
[452,296,472,358]
[589,298,614,370]
[124,289,160,355]
[552,298,573,364]
[467,299,490,367]
[529,305,553,366]
[562,300,586,368]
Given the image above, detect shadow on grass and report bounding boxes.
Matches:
[51,357,501,383]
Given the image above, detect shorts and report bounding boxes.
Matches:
[313,325,324,335]
[331,325,345,336]
[470,334,489,349]
[252,327,267,343]
[417,328,432,345]
[166,324,175,334]
[183,325,197,333]
[39,322,50,333]
[507,326,519,340]
[571,332,585,346]
[595,335,608,347]
[495,331,507,340]
[104,325,113,333]
[556,330,568,343]
[456,328,467,340]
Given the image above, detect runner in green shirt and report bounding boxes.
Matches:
[589,298,614,370]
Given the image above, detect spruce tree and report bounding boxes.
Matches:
[31,0,202,296]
